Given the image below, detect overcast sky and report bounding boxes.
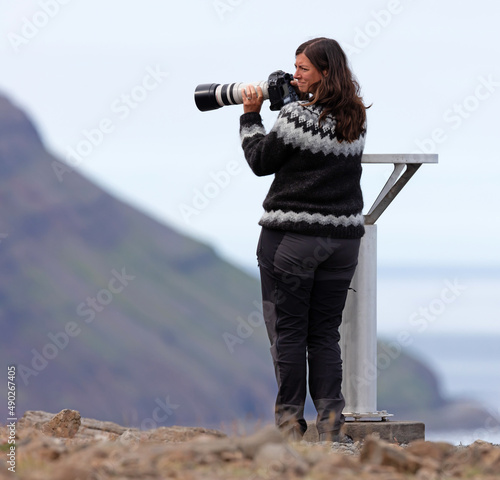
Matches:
[1,0,499,274]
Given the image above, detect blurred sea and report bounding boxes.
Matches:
[377,266,500,445]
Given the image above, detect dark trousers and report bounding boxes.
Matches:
[257,227,360,435]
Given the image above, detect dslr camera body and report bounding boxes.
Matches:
[194,70,300,112]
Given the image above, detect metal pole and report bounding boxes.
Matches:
[340,225,382,418]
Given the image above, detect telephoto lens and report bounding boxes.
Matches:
[194,81,269,112]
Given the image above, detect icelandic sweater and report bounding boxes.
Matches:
[240,101,366,239]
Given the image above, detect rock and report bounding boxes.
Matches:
[442,439,500,477]
[310,450,360,475]
[118,429,144,444]
[362,464,407,477]
[235,424,284,459]
[41,409,81,438]
[254,442,309,477]
[482,447,500,474]
[11,410,500,479]
[16,427,69,465]
[26,465,98,480]
[143,425,226,443]
[415,467,441,480]
[20,410,127,439]
[360,436,439,474]
[19,410,226,444]
[18,410,56,429]
[406,439,455,462]
[78,416,129,436]
[187,436,240,464]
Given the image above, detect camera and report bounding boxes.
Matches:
[194,70,300,112]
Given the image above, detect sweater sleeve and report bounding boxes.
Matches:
[239,109,294,177]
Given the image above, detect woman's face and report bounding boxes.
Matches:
[294,53,325,94]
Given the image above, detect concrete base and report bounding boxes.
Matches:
[304,420,425,444]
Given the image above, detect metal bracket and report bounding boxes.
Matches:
[340,154,438,420]
[361,154,438,225]
[364,163,420,225]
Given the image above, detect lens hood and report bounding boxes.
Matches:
[194,83,222,112]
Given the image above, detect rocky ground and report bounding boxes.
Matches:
[1,410,500,479]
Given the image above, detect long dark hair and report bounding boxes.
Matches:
[295,37,369,142]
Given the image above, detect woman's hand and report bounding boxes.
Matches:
[242,85,264,114]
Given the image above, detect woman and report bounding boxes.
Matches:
[239,37,369,442]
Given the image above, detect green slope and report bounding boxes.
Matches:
[0,94,273,427]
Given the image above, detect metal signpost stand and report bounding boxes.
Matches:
[340,153,438,421]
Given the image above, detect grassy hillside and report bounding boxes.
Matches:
[0,94,273,428]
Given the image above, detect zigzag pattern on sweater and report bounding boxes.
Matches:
[240,124,266,142]
[261,209,364,227]
[272,103,365,157]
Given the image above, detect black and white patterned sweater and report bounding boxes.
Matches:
[240,101,366,239]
